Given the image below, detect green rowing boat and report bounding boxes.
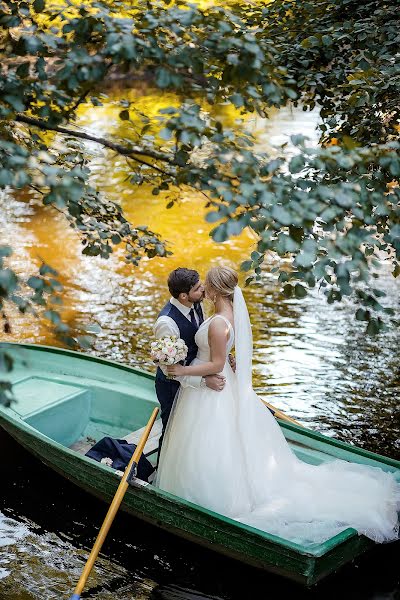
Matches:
[0,342,398,586]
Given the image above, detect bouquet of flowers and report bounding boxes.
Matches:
[150,335,188,379]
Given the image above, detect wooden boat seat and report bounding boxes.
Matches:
[124,417,162,456]
[70,417,162,459]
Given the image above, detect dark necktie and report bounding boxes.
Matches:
[189,307,198,328]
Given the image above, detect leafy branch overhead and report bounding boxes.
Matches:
[0,244,91,344]
[0,245,67,404]
[0,0,399,341]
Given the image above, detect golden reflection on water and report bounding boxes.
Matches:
[67,86,264,299]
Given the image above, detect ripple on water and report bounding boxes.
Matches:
[0,511,159,599]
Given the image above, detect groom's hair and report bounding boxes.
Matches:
[168,268,199,298]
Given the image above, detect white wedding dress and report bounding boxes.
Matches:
[156,287,400,546]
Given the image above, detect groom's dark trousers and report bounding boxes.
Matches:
[155,300,203,465]
[155,372,180,462]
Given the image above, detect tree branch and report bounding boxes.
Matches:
[14,115,174,164]
[125,155,173,177]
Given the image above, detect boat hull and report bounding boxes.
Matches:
[0,414,375,585]
[0,343,398,586]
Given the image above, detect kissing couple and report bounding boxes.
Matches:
[153,266,400,546]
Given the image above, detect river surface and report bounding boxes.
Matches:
[0,86,399,599]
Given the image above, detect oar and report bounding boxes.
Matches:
[70,406,159,600]
[262,399,304,428]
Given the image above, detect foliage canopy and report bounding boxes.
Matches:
[0,0,399,400]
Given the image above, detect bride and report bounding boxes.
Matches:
[155,266,400,545]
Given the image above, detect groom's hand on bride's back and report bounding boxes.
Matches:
[205,374,226,392]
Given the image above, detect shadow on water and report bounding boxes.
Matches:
[0,431,398,600]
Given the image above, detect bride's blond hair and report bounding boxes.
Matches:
[205,266,238,301]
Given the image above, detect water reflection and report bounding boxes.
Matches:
[250,266,400,455]
[0,512,157,599]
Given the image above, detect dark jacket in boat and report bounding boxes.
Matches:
[86,437,155,482]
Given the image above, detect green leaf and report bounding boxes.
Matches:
[211,225,227,243]
[155,68,171,89]
[4,95,25,112]
[289,155,305,174]
[205,211,221,223]
[355,308,369,321]
[241,260,253,272]
[82,246,101,256]
[226,220,244,236]
[295,253,314,268]
[33,0,45,12]
[230,93,244,107]
[0,269,18,293]
[283,284,293,298]
[250,251,262,261]
[366,318,380,335]
[27,276,43,290]
[393,263,400,278]
[159,128,172,141]
[389,161,400,177]
[16,63,30,78]
[278,271,289,283]
[285,88,298,100]
[272,206,292,226]
[86,323,102,334]
[43,310,61,325]
[0,247,12,258]
[294,284,307,299]
[75,335,93,349]
[39,264,58,277]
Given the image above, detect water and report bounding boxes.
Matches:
[0,89,399,598]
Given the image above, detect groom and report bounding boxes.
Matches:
[154,268,226,460]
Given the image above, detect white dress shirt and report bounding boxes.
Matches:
[153,297,203,388]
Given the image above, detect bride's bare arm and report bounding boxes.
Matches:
[167,318,229,377]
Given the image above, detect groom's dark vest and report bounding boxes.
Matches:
[155,300,204,455]
[155,300,203,384]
